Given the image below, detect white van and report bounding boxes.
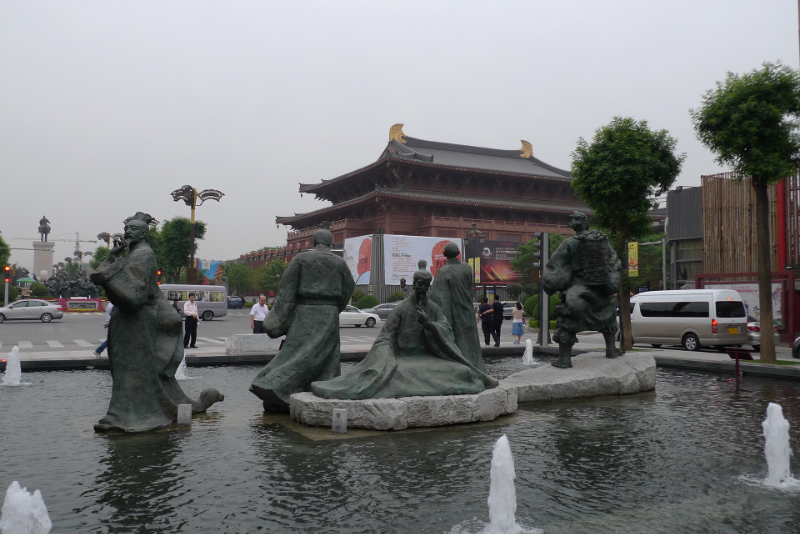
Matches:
[160,284,228,321]
[630,289,749,351]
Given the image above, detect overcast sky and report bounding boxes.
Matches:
[1,1,798,271]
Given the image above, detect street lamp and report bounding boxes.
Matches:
[171,185,225,283]
[463,222,486,301]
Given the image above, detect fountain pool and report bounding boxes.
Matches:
[1,362,799,533]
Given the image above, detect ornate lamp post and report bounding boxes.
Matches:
[171,185,224,283]
[463,222,486,301]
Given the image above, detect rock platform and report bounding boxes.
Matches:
[289,352,656,431]
[225,334,284,355]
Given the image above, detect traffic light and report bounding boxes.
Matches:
[531,232,550,271]
[531,232,550,347]
[400,278,406,289]
[157,270,162,285]
[3,265,9,284]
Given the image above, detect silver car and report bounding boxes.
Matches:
[361,302,398,320]
[0,299,64,323]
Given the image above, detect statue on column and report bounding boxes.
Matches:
[38,216,51,242]
[543,212,622,368]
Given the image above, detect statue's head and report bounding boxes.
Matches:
[443,242,460,259]
[123,212,157,244]
[313,221,333,248]
[568,211,590,232]
[412,269,433,295]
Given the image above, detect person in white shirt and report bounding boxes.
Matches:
[183,293,199,348]
[251,295,270,334]
[92,301,114,357]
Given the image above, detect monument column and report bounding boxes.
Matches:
[33,241,55,280]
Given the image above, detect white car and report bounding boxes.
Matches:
[339,305,379,328]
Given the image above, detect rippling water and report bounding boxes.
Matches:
[1,362,800,533]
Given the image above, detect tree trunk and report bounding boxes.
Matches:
[755,177,776,362]
[615,230,633,350]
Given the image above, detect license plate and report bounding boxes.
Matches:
[727,326,739,334]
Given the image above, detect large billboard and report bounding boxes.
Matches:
[383,235,462,285]
[709,282,783,321]
[467,241,522,285]
[343,235,373,284]
[197,259,224,285]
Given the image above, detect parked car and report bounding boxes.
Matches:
[339,306,379,328]
[0,299,64,323]
[629,289,749,351]
[227,296,245,309]
[502,301,518,320]
[747,314,781,351]
[361,302,398,319]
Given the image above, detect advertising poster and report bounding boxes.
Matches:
[343,235,373,284]
[471,241,522,285]
[198,259,224,285]
[710,282,783,321]
[628,242,639,277]
[383,235,462,285]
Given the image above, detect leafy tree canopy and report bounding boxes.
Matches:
[89,246,110,270]
[571,117,684,240]
[511,233,565,286]
[259,260,288,295]
[0,234,10,267]
[151,217,206,283]
[691,61,800,183]
[227,263,254,295]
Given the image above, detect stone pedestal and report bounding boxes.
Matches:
[225,334,285,355]
[32,242,55,280]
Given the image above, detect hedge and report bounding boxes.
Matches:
[356,295,379,309]
[351,288,365,303]
[528,319,558,330]
[523,294,559,318]
[30,283,50,298]
[387,291,406,302]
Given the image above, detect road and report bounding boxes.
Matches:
[0,311,794,361]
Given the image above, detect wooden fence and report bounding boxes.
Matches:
[701,173,778,274]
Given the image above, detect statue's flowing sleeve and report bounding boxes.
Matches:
[543,239,574,295]
[264,259,299,338]
[90,251,154,313]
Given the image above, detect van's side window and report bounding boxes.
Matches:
[715,301,746,318]
[640,301,709,318]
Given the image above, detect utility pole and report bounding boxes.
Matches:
[532,232,550,347]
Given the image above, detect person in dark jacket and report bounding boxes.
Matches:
[491,294,504,347]
[478,297,493,346]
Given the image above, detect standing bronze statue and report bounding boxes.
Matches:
[90,212,223,432]
[312,267,497,399]
[250,223,355,412]
[38,216,51,242]
[429,242,486,372]
[543,212,622,368]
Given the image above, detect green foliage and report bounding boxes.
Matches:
[0,234,10,268]
[65,261,79,281]
[387,291,406,302]
[151,217,207,283]
[30,283,50,298]
[618,234,665,291]
[511,234,565,286]
[89,246,110,270]
[571,117,684,242]
[529,319,557,330]
[0,284,19,303]
[691,62,800,185]
[259,260,288,295]
[505,283,523,300]
[523,294,558,318]
[356,295,379,309]
[351,288,365,303]
[244,301,254,308]
[227,263,255,295]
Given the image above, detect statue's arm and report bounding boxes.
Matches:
[95,252,153,313]
[338,262,356,312]
[264,259,300,337]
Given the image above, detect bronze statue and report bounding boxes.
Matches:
[90,212,223,432]
[429,242,486,371]
[250,223,355,412]
[38,216,50,242]
[312,267,497,399]
[543,212,622,368]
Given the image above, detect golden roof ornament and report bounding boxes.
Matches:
[519,140,533,158]
[389,123,407,144]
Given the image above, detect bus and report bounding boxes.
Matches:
[160,284,228,321]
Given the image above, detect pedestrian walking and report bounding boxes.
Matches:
[491,294,504,347]
[251,295,269,334]
[511,301,525,344]
[478,297,493,346]
[183,293,199,348]
[92,301,114,357]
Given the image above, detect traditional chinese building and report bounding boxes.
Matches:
[274,124,588,259]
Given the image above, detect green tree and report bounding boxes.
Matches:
[153,217,206,283]
[691,62,800,362]
[0,234,10,267]
[89,246,110,270]
[227,263,254,295]
[356,295,379,309]
[259,260,288,296]
[30,283,50,298]
[571,117,684,349]
[511,233,566,288]
[387,291,406,302]
[351,288,365,304]
[505,283,524,300]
